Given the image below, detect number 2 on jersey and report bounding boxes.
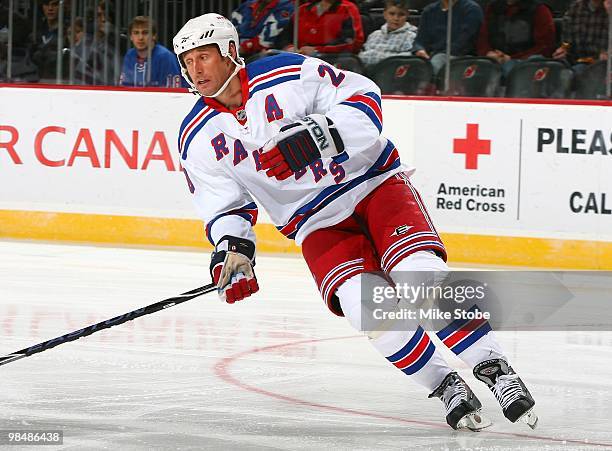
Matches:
[317,64,345,87]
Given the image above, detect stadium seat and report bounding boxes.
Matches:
[406,0,438,11]
[505,59,574,98]
[0,48,39,83]
[321,54,366,75]
[408,14,421,27]
[369,9,386,30]
[359,0,385,9]
[575,61,611,100]
[542,0,571,16]
[553,18,563,48]
[361,13,376,37]
[372,56,433,95]
[436,56,502,97]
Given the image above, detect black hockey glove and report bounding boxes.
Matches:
[210,235,258,304]
[260,114,345,180]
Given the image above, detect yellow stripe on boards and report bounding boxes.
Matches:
[1,210,611,269]
[440,233,612,269]
[0,209,298,253]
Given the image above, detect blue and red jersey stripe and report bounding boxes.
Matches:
[246,52,305,79]
[205,202,259,245]
[340,91,383,132]
[179,104,219,159]
[247,53,304,97]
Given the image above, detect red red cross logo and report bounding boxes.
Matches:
[453,124,491,170]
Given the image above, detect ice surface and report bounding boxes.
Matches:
[1,241,611,450]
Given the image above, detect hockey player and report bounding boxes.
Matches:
[173,13,538,431]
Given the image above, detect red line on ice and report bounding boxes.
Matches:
[213,335,612,448]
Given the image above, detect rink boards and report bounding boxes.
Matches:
[0,85,611,268]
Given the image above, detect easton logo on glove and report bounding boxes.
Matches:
[302,115,330,151]
[260,114,345,180]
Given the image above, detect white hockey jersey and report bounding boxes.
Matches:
[178,53,409,247]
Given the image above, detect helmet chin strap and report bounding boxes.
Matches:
[201,54,245,99]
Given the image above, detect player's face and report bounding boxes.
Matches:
[130,26,155,51]
[384,6,408,32]
[182,45,233,97]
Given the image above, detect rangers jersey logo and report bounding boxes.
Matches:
[390,225,412,237]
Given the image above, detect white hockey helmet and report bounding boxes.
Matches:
[173,13,245,97]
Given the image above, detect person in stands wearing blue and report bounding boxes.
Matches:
[231,0,295,58]
[412,0,484,75]
[119,16,184,88]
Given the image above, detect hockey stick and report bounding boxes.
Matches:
[0,282,217,368]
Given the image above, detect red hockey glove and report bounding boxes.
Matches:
[210,236,258,303]
[260,114,344,180]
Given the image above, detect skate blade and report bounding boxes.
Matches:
[518,408,538,430]
[456,411,493,431]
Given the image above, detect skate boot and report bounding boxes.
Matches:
[473,359,538,429]
[428,371,492,431]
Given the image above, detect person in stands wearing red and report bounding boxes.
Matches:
[477,0,555,76]
[280,0,365,57]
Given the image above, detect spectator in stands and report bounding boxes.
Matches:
[0,2,31,50]
[552,0,609,72]
[412,0,484,75]
[30,0,67,81]
[0,2,34,81]
[34,0,60,46]
[67,17,94,83]
[88,0,122,84]
[477,0,556,76]
[281,0,365,56]
[119,16,182,88]
[67,17,85,49]
[358,0,418,67]
[231,0,294,58]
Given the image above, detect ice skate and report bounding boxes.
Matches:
[428,371,492,431]
[474,359,538,429]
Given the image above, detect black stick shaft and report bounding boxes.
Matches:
[0,283,217,367]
